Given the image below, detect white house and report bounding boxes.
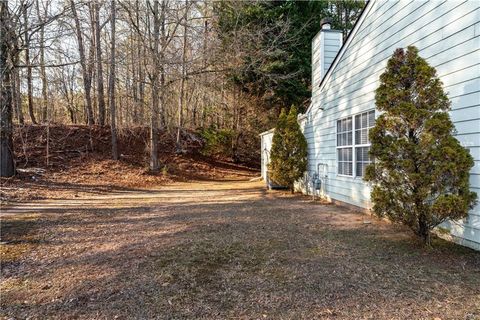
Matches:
[260,0,480,250]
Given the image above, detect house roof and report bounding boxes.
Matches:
[259,128,275,137]
[305,0,375,115]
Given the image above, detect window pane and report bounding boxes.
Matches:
[360,128,368,144]
[347,162,353,176]
[346,117,352,131]
[345,148,352,161]
[338,148,353,175]
[355,128,369,145]
[368,110,375,127]
[355,147,371,177]
[356,163,365,177]
[364,147,370,162]
[357,147,370,162]
[361,113,368,128]
[337,117,352,145]
[356,147,363,162]
[355,114,361,130]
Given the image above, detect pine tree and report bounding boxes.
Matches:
[268,108,287,187]
[365,46,477,245]
[269,106,308,192]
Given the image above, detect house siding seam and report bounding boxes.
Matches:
[303,0,480,250]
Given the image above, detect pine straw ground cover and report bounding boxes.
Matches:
[1,180,479,319]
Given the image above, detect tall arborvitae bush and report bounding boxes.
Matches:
[269,106,307,192]
[365,46,477,245]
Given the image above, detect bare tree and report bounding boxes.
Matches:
[23,5,37,124]
[159,0,166,127]
[175,0,189,151]
[2,0,287,173]
[134,0,145,125]
[149,0,161,171]
[94,0,106,126]
[0,0,16,176]
[12,68,24,124]
[109,0,118,160]
[70,0,94,125]
[36,0,49,122]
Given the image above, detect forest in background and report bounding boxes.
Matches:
[0,0,364,176]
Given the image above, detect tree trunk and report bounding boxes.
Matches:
[23,8,37,124]
[0,0,16,177]
[95,1,106,126]
[138,45,145,125]
[135,0,145,125]
[131,35,138,124]
[109,0,118,160]
[88,4,96,124]
[71,0,94,125]
[159,0,166,127]
[12,68,24,124]
[418,216,431,246]
[176,0,188,151]
[149,0,160,172]
[36,0,48,123]
[201,18,208,127]
[15,69,23,124]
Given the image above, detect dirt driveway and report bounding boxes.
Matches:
[1,180,479,319]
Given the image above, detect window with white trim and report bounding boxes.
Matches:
[336,117,353,176]
[336,110,375,177]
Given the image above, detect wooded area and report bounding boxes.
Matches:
[1,0,364,177]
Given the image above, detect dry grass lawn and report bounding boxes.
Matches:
[1,179,479,319]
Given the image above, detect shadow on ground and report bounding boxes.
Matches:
[1,180,479,319]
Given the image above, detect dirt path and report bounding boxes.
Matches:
[1,180,479,319]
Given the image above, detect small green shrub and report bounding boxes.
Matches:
[199,126,235,157]
[161,165,168,177]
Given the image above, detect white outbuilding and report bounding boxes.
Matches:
[260,129,274,182]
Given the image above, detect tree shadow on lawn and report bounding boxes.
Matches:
[1,191,479,319]
[0,177,157,203]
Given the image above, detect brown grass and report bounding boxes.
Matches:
[1,180,479,319]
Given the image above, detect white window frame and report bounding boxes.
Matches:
[336,116,353,177]
[336,110,375,178]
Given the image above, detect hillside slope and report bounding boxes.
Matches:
[1,125,258,202]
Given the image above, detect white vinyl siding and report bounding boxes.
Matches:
[312,30,343,98]
[302,0,480,250]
